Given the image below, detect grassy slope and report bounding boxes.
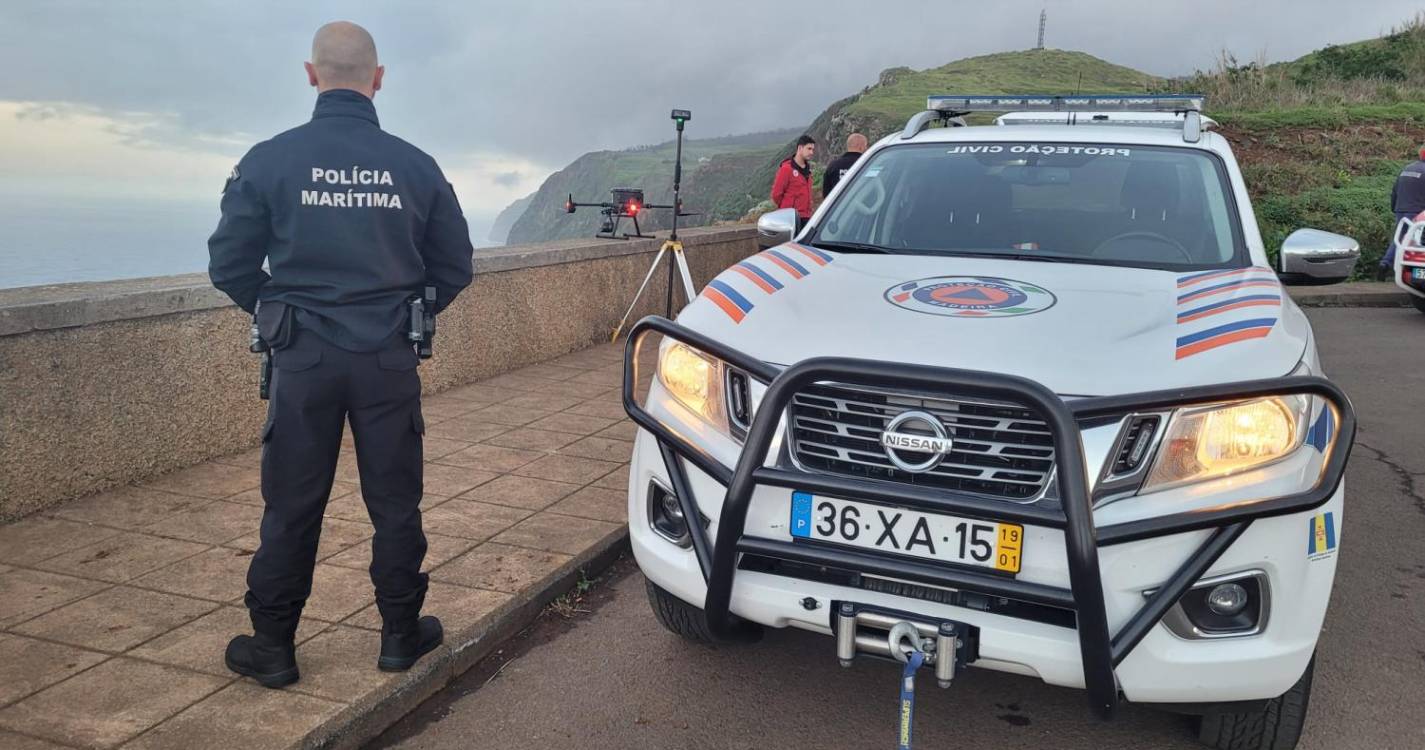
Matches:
[508,26,1422,272]
[1215,104,1425,271]
[742,34,1423,278]
[729,49,1160,220]
[1216,102,1425,130]
[1195,19,1425,276]
[844,50,1157,121]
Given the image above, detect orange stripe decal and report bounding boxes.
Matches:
[1178,280,1279,304]
[1176,298,1282,324]
[1175,327,1272,359]
[1177,267,1275,288]
[792,244,829,266]
[761,251,805,279]
[702,287,746,323]
[732,265,777,293]
[1177,269,1246,288]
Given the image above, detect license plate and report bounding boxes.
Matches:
[1412,267,1425,281]
[789,492,1023,574]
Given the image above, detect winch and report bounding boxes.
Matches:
[834,602,977,687]
[835,603,978,749]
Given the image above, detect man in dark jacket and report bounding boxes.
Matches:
[772,135,816,227]
[1382,146,1425,274]
[822,133,868,197]
[208,20,474,688]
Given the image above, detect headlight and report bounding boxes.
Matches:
[1142,395,1309,492]
[657,341,727,431]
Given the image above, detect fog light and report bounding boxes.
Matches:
[661,492,684,522]
[1207,582,1249,616]
[648,480,690,547]
[1147,571,1268,640]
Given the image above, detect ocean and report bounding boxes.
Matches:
[0,194,498,291]
[0,195,219,289]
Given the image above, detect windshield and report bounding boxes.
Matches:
[812,142,1244,269]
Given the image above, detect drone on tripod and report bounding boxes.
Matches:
[564,187,690,240]
[564,110,700,242]
[563,109,704,339]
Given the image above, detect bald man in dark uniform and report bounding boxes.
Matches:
[209,21,474,687]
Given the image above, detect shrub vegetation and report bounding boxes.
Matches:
[1169,14,1425,275]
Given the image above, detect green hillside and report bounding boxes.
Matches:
[504,129,798,245]
[728,49,1161,220]
[1174,16,1425,274]
[507,20,1425,278]
[1218,106,1425,273]
[843,49,1158,121]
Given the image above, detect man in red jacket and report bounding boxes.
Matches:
[771,135,816,228]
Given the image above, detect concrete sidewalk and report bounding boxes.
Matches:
[0,342,650,750]
[1287,280,1412,307]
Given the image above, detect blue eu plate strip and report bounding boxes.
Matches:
[790,491,813,538]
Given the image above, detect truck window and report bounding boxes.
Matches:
[815,143,1244,269]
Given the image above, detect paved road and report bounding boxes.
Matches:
[371,307,1425,750]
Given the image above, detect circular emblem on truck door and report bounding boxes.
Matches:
[881,410,954,473]
[885,276,1056,318]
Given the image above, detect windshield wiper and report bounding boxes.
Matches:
[809,240,893,254]
[995,253,1103,265]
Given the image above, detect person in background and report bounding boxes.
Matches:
[822,133,868,198]
[772,135,816,229]
[1381,145,1425,277]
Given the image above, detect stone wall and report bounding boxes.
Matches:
[0,226,757,519]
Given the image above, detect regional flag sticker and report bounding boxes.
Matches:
[1307,511,1337,559]
[886,276,1056,318]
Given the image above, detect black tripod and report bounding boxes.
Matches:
[612,109,698,341]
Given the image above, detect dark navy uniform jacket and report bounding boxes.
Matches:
[1392,160,1425,216]
[209,89,474,352]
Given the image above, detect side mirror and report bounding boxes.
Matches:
[756,208,798,249]
[1278,228,1359,285]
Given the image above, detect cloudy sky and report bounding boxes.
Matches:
[0,0,1419,284]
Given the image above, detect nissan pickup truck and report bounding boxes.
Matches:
[621,95,1358,750]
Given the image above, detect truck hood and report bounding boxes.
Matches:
[680,247,1309,396]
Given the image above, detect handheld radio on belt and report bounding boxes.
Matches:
[407,285,436,359]
[250,300,272,400]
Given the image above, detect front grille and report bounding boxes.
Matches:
[788,383,1055,501]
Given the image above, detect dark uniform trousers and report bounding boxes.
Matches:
[246,326,427,642]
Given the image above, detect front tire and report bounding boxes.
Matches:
[1197,657,1314,750]
[645,579,761,644]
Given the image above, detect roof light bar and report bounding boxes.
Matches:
[927,94,1206,114]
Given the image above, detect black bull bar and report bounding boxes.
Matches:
[621,316,1356,719]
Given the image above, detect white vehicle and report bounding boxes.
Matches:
[1391,212,1425,314]
[621,96,1357,750]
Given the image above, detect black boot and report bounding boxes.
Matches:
[378,615,444,672]
[225,634,299,688]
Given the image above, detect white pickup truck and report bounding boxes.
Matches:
[621,95,1358,750]
[1393,213,1425,314]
